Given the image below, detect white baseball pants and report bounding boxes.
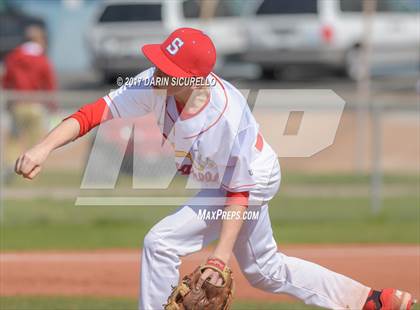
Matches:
[140,189,370,310]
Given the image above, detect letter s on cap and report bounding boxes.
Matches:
[166,38,184,55]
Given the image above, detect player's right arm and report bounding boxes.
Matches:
[15,68,157,180]
[15,97,111,180]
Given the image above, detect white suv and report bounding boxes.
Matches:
[86,0,249,82]
[244,0,420,79]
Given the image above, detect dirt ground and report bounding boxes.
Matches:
[1,245,419,302]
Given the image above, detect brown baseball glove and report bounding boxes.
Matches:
[164,258,235,310]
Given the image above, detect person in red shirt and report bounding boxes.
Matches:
[3,25,56,92]
[2,25,57,180]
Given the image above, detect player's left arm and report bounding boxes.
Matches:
[198,125,256,286]
[214,203,247,261]
[199,200,247,287]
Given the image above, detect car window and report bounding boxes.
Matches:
[183,0,200,18]
[99,4,162,22]
[182,0,248,18]
[340,0,420,12]
[256,0,318,15]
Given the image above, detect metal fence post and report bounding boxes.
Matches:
[355,0,377,173]
[0,89,6,221]
[371,101,383,214]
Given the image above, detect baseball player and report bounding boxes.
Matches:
[15,28,415,310]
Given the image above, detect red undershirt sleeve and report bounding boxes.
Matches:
[64,97,112,138]
[225,191,249,207]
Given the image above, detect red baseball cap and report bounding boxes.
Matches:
[142,27,216,78]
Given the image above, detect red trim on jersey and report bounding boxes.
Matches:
[255,132,264,152]
[166,109,176,123]
[226,191,249,207]
[65,98,111,137]
[106,95,121,117]
[175,100,183,116]
[175,92,211,121]
[183,73,228,139]
[222,183,256,191]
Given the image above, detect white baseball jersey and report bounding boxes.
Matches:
[98,68,371,310]
[103,67,280,204]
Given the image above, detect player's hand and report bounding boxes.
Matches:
[15,144,51,180]
[197,268,224,288]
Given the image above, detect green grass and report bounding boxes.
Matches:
[5,171,193,197]
[0,296,137,310]
[6,171,85,188]
[283,173,419,186]
[6,171,419,188]
[1,194,418,250]
[0,296,322,310]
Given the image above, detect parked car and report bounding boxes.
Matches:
[86,0,250,82]
[243,0,420,79]
[0,0,46,60]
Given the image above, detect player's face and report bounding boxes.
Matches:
[153,68,189,96]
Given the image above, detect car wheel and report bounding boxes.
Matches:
[261,67,276,79]
[103,71,117,85]
[261,66,285,80]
